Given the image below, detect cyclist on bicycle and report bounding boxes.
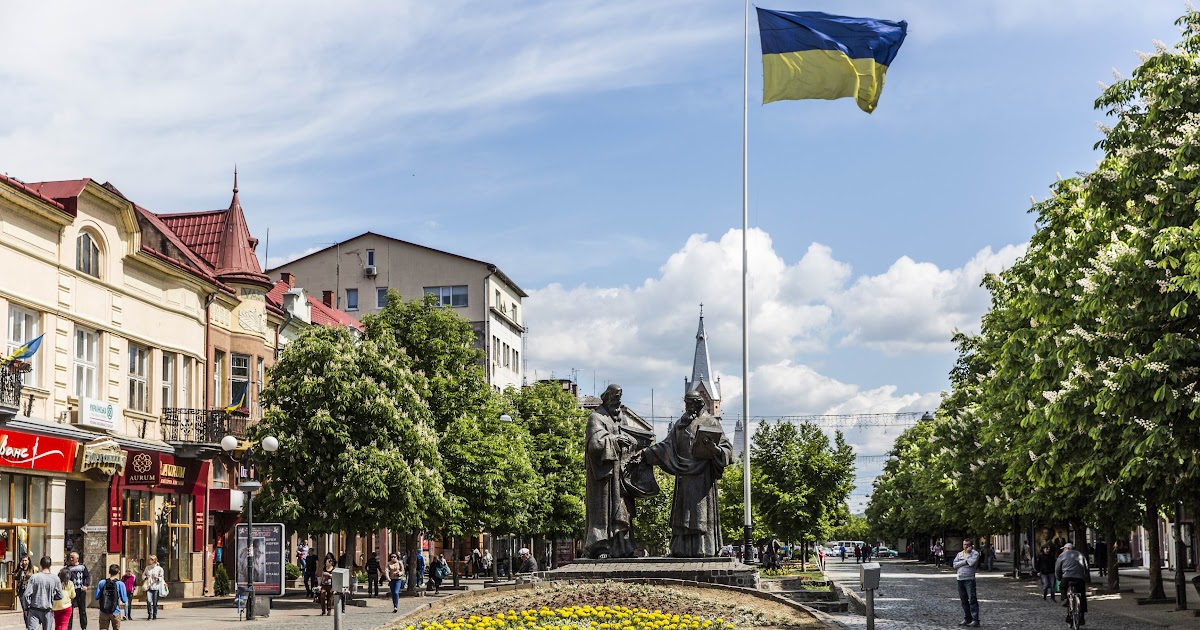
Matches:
[1055,542,1089,625]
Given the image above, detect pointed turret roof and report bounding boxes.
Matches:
[159,168,272,290]
[685,306,720,401]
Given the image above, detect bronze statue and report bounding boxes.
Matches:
[584,384,654,558]
[633,391,734,557]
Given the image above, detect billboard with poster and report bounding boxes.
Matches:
[234,523,286,596]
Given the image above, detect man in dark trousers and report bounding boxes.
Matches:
[1095,538,1109,577]
[304,551,319,597]
[364,552,382,597]
[67,552,91,630]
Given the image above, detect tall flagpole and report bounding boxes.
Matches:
[741,0,753,564]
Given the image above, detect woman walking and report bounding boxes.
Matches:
[120,569,136,621]
[1035,545,1056,601]
[387,553,404,613]
[319,555,335,615]
[53,568,75,630]
[430,555,448,595]
[141,555,165,620]
[14,554,33,625]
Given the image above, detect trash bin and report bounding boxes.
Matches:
[860,562,881,590]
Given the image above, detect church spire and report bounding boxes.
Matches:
[213,166,272,289]
[684,305,720,409]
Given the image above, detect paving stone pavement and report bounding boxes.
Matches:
[820,558,1200,629]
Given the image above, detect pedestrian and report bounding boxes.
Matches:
[854,544,861,563]
[817,546,826,571]
[297,540,309,568]
[469,548,481,579]
[482,549,494,578]
[952,538,981,627]
[24,556,62,630]
[319,555,335,615]
[932,541,943,568]
[1055,542,1089,626]
[387,553,404,613]
[1035,545,1056,601]
[839,544,846,563]
[304,550,318,597]
[94,564,127,630]
[54,568,76,630]
[140,555,164,620]
[14,554,33,626]
[364,552,382,597]
[67,552,90,630]
[516,548,539,573]
[415,552,426,591]
[431,554,449,594]
[120,570,135,621]
[1095,538,1108,577]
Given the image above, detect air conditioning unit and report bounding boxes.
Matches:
[364,265,378,277]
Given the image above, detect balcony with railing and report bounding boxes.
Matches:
[161,408,248,459]
[0,363,30,419]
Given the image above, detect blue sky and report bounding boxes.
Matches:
[0,1,1187,510]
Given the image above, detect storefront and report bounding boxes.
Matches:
[114,451,208,596]
[0,429,77,609]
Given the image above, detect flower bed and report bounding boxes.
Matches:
[394,582,820,630]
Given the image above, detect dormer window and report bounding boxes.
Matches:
[76,232,101,277]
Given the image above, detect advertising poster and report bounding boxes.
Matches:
[234,523,286,596]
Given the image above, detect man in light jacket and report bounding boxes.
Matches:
[952,539,981,627]
[1055,542,1089,625]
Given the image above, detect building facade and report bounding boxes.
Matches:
[268,232,527,390]
[0,170,358,605]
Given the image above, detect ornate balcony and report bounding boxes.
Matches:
[0,363,30,419]
[161,408,248,459]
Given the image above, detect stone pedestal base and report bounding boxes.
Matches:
[538,557,758,589]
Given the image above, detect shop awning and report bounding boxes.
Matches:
[5,416,174,453]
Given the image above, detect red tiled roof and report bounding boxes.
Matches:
[25,179,89,200]
[136,205,218,277]
[157,210,227,268]
[0,174,69,214]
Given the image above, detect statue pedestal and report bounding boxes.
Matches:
[538,557,758,589]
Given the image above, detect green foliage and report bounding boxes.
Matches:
[285,562,302,580]
[828,515,872,543]
[213,563,231,596]
[717,458,767,545]
[633,470,674,555]
[252,324,445,536]
[510,382,589,537]
[752,421,855,545]
[354,570,369,583]
[867,10,1200,596]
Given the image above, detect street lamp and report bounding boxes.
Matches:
[222,434,278,621]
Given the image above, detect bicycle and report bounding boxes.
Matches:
[1065,581,1082,629]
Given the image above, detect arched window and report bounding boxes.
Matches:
[76,232,101,277]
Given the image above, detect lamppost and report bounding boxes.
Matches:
[222,434,278,621]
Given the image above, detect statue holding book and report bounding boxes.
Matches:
[632,390,735,557]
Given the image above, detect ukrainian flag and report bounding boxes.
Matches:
[225,382,248,414]
[2,334,43,364]
[757,9,907,113]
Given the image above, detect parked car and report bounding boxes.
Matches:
[875,545,899,558]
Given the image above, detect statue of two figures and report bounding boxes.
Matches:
[584,384,735,559]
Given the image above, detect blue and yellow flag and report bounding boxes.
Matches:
[2,334,43,365]
[224,381,249,414]
[757,9,907,113]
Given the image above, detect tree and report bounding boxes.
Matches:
[251,324,445,538]
[717,459,767,548]
[752,421,855,550]
[510,382,588,538]
[632,470,674,555]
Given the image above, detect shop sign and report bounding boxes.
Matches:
[235,523,286,596]
[0,429,76,473]
[124,451,187,487]
[78,439,127,477]
[81,525,105,534]
[78,397,121,431]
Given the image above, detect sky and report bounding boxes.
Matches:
[0,1,1188,513]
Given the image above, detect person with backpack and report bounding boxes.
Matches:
[94,564,128,630]
[139,556,164,620]
[54,568,75,630]
[24,556,62,630]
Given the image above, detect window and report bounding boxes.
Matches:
[161,354,175,410]
[122,490,153,575]
[377,287,388,309]
[346,288,359,311]
[7,307,39,386]
[366,249,375,266]
[76,232,101,277]
[73,327,98,398]
[423,286,468,307]
[181,357,192,408]
[503,343,510,367]
[511,304,518,322]
[492,336,499,363]
[256,357,265,417]
[0,474,49,585]
[495,290,502,307]
[168,495,193,581]
[513,349,519,372]
[213,351,225,408]
[231,354,250,409]
[128,343,149,412]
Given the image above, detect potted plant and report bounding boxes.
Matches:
[353,570,368,594]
